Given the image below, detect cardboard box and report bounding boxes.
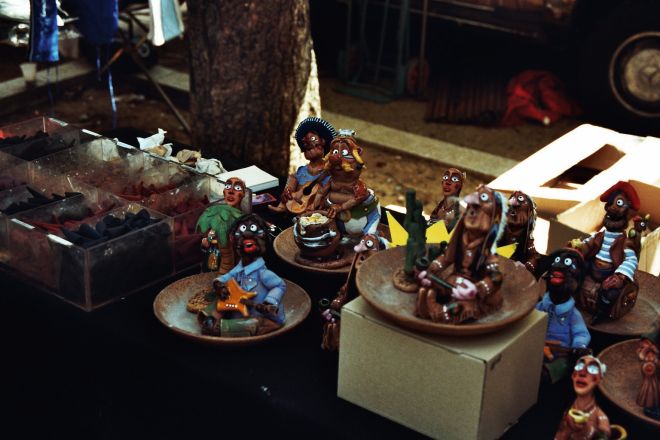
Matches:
[488,124,660,216]
[338,297,547,440]
[539,180,660,276]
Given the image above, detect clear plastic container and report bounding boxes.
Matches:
[0,117,90,160]
[8,202,174,311]
[141,176,216,270]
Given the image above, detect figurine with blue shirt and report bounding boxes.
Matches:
[198,213,286,337]
[536,248,592,384]
[269,117,336,215]
[572,181,640,324]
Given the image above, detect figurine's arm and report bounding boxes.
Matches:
[476,259,503,299]
[595,409,610,438]
[260,269,286,307]
[570,309,591,349]
[280,173,299,203]
[217,264,241,285]
[614,247,638,282]
[524,239,542,274]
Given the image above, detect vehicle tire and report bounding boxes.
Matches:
[577,0,660,130]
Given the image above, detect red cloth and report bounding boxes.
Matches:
[502,70,581,126]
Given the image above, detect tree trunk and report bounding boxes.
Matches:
[187,0,314,178]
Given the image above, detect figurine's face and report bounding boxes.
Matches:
[442,168,464,197]
[507,191,533,230]
[207,229,217,242]
[463,185,499,236]
[603,191,631,232]
[223,177,246,208]
[232,216,267,258]
[326,138,363,181]
[547,250,582,304]
[353,233,382,267]
[301,131,326,161]
[572,356,603,396]
[633,215,650,233]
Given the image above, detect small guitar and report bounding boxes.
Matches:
[285,172,327,215]
[216,278,278,317]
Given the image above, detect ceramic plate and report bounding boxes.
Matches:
[153,272,311,345]
[273,224,390,276]
[356,246,544,336]
[598,339,660,429]
[583,271,660,337]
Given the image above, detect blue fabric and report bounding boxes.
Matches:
[295,165,329,186]
[73,0,118,45]
[536,293,590,349]
[216,257,286,324]
[28,0,59,62]
[615,248,638,281]
[159,0,182,43]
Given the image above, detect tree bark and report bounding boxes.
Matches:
[187,0,314,178]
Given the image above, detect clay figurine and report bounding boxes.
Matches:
[292,210,348,268]
[628,214,651,255]
[536,248,591,384]
[196,213,286,337]
[321,233,386,350]
[317,130,381,237]
[555,355,611,440]
[500,190,542,275]
[572,181,640,324]
[637,325,660,420]
[269,117,336,215]
[196,176,248,274]
[393,189,433,292]
[416,185,507,324]
[428,167,465,231]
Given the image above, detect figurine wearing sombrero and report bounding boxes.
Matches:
[269,117,336,214]
[572,181,640,324]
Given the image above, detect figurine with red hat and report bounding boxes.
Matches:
[572,181,640,324]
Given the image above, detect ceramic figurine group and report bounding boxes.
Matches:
[274,118,383,269]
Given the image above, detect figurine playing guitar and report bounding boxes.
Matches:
[269,117,336,215]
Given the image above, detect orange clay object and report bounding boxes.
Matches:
[216,278,257,317]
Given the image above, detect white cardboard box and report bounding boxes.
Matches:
[338,297,548,440]
[488,124,660,217]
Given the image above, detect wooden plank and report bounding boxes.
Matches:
[0,60,96,118]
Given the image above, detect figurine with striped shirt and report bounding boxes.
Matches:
[572,181,640,324]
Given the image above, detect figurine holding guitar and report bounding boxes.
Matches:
[269,117,336,215]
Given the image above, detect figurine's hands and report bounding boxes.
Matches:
[281,187,293,203]
[326,204,342,219]
[201,237,210,249]
[451,277,477,300]
[602,273,625,290]
[255,302,278,316]
[213,280,229,300]
[571,347,592,358]
[418,270,432,287]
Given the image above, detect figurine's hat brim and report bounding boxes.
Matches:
[599,181,640,211]
[295,117,336,153]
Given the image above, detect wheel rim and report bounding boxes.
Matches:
[609,31,660,117]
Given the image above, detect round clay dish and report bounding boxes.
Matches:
[583,271,660,337]
[153,272,311,345]
[273,224,390,276]
[598,339,660,429]
[356,246,544,336]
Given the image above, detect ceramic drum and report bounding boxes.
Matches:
[293,211,341,259]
